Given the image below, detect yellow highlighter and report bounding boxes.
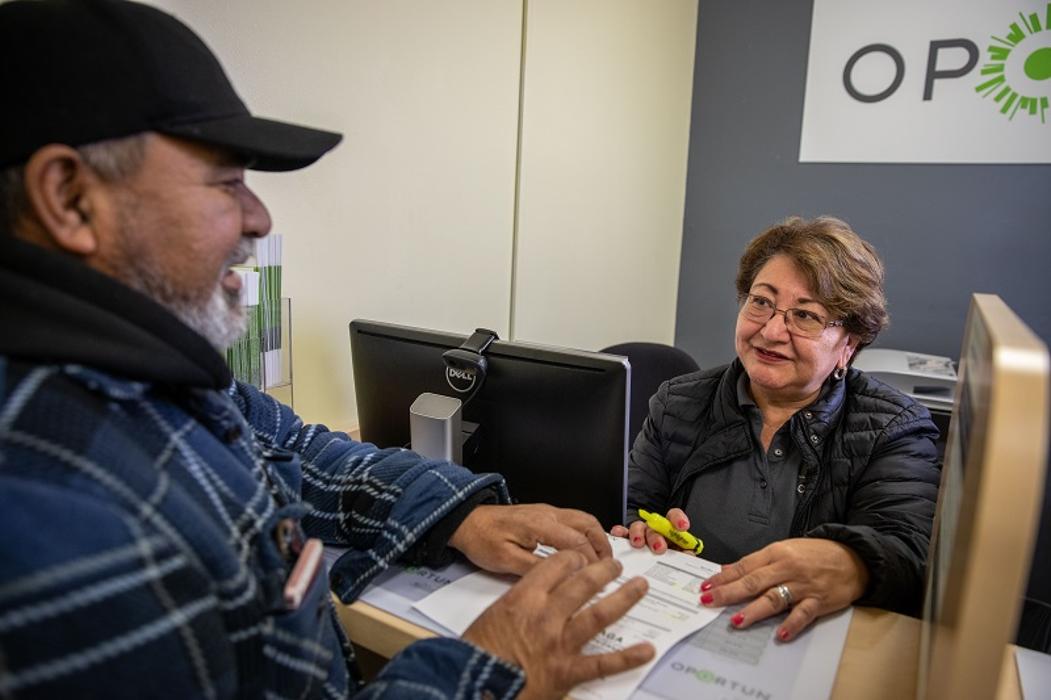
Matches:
[638,509,704,555]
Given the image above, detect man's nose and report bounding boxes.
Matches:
[241,184,272,239]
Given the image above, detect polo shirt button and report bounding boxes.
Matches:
[797,484,806,494]
[804,411,813,419]
[809,434,819,444]
[773,448,784,457]
[760,479,768,488]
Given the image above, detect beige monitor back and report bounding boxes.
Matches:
[918,294,1049,700]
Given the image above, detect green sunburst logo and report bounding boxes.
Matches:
[976,4,1051,122]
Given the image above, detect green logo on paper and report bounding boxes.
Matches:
[669,663,773,700]
[976,4,1051,122]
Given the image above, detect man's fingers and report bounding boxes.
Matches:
[564,644,656,688]
[554,509,612,560]
[513,550,587,592]
[563,576,648,649]
[582,521,613,560]
[490,545,546,577]
[529,517,597,563]
[548,558,624,620]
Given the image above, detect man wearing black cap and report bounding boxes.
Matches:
[0,1,655,698]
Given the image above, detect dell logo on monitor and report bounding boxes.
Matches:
[446,367,477,393]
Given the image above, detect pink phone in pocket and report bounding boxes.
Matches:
[283,538,323,610]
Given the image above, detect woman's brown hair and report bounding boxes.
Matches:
[735,216,889,355]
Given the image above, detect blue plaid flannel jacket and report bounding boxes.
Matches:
[0,237,525,699]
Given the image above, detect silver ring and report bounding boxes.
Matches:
[775,584,794,609]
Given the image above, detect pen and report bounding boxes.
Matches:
[637,509,704,555]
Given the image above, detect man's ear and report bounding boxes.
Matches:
[21,144,103,255]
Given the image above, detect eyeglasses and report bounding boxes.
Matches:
[739,293,844,339]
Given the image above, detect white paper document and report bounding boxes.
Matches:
[633,604,852,700]
[413,536,724,700]
[331,541,852,700]
[324,547,475,635]
[1016,646,1051,700]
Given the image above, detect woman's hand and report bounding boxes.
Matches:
[699,538,869,641]
[610,508,691,554]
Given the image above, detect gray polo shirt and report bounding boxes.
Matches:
[681,373,805,563]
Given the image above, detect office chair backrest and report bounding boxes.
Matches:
[600,342,700,448]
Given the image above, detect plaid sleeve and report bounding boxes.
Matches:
[357,638,524,700]
[230,381,511,599]
[0,476,235,699]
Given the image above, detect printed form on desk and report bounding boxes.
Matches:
[414,536,723,700]
[329,536,852,700]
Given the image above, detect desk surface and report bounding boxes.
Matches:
[335,599,1023,699]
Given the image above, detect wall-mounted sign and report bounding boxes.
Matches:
[800,0,1051,163]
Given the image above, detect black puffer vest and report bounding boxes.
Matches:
[628,360,941,615]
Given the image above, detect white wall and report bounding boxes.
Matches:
[513,0,697,351]
[150,0,696,430]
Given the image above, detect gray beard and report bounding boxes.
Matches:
[117,239,253,353]
[169,282,247,352]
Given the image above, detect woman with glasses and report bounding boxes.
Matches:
[612,216,940,642]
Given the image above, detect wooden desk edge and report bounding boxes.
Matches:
[336,598,1023,700]
[830,607,921,698]
[334,595,436,660]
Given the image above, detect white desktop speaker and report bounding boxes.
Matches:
[409,392,463,463]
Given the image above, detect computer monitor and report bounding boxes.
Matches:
[918,294,1049,699]
[349,319,631,529]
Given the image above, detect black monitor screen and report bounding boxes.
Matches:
[349,319,630,528]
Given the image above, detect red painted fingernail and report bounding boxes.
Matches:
[700,592,714,605]
[632,537,641,544]
[731,613,745,627]
[701,581,713,592]
[678,520,687,529]
[779,628,790,641]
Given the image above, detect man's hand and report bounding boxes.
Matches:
[698,537,869,641]
[449,504,611,576]
[462,551,655,699]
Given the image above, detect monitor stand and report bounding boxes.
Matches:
[409,392,463,463]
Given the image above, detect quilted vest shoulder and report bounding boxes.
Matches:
[659,363,734,467]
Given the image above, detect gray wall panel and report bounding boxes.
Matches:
[676,0,1051,367]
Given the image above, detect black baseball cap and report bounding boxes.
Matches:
[0,0,342,171]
